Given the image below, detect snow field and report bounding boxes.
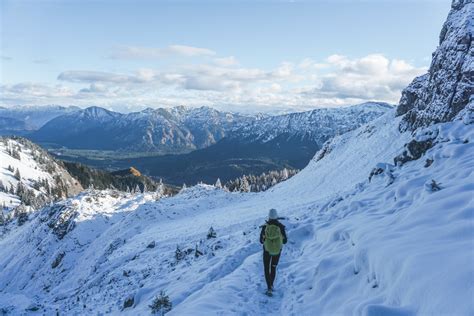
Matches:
[0,110,472,315]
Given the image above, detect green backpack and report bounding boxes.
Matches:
[264,224,283,255]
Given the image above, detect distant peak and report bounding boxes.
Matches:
[81,106,118,118]
[349,102,394,110]
[141,107,156,113]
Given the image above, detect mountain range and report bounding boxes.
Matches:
[0,105,80,136]
[28,102,391,154]
[30,106,255,153]
[42,102,391,185]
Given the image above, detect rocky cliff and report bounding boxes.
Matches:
[397,0,473,131]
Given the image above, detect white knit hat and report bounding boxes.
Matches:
[268,208,278,220]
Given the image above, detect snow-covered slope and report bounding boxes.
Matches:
[0,1,472,315]
[232,102,392,144]
[0,137,82,217]
[0,107,472,315]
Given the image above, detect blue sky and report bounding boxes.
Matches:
[0,0,451,113]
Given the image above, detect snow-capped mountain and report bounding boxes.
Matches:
[0,105,80,135]
[0,1,472,315]
[0,136,83,216]
[30,103,390,153]
[94,102,391,186]
[232,102,392,144]
[31,106,255,152]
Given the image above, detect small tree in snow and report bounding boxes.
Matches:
[14,169,21,180]
[194,244,203,258]
[11,148,21,160]
[14,204,28,226]
[175,245,185,262]
[240,176,250,193]
[207,226,217,239]
[155,180,164,199]
[149,291,172,315]
[215,178,222,189]
[429,179,442,191]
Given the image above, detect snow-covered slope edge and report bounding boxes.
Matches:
[0,108,471,315]
[0,136,82,220]
[173,110,474,316]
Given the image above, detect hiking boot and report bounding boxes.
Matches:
[265,288,273,297]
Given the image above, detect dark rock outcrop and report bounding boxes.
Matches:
[394,139,434,166]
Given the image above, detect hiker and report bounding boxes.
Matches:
[260,208,287,296]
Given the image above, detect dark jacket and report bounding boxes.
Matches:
[260,219,288,245]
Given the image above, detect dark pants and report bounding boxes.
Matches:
[263,249,281,290]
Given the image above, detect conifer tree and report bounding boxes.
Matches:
[14,169,21,180]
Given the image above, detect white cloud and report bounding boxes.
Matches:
[1,83,74,97]
[79,83,108,94]
[304,54,427,101]
[2,53,428,113]
[213,56,239,67]
[57,70,154,84]
[108,45,216,59]
[298,58,328,71]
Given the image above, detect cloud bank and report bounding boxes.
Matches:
[2,48,427,113]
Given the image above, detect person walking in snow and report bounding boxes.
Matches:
[260,208,287,297]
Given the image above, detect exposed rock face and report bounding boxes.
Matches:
[393,138,434,166]
[397,0,473,131]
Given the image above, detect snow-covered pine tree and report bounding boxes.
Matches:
[207,226,217,239]
[14,204,28,226]
[155,180,165,199]
[175,245,184,261]
[194,244,203,258]
[240,176,250,193]
[149,291,172,315]
[215,178,222,189]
